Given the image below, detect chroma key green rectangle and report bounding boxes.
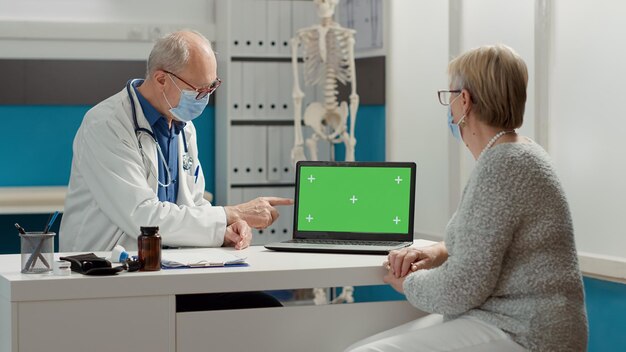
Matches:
[297,166,412,233]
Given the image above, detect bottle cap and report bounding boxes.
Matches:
[140,226,159,235]
[110,245,129,262]
[53,260,71,276]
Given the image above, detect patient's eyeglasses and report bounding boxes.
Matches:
[164,70,222,100]
[437,89,462,106]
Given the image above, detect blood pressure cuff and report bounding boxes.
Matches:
[59,253,123,276]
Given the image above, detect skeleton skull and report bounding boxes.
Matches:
[314,0,339,19]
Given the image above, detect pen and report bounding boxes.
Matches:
[14,223,26,235]
[194,165,200,184]
[43,211,60,234]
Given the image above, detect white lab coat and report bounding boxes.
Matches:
[59,85,226,252]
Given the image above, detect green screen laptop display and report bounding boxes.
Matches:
[296,164,414,235]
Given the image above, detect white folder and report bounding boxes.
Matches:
[246,126,268,183]
[251,0,268,55]
[230,126,245,184]
[253,62,268,120]
[265,62,280,119]
[230,0,245,55]
[353,0,373,51]
[278,0,293,56]
[230,61,243,120]
[241,62,255,119]
[267,126,282,182]
[279,126,296,182]
[266,0,281,56]
[291,1,313,35]
[241,0,256,54]
[229,187,244,205]
[278,62,293,119]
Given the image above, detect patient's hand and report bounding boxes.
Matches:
[383,269,407,293]
[384,242,448,279]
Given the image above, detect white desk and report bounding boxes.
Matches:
[0,241,433,352]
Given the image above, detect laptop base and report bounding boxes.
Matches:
[264,241,412,255]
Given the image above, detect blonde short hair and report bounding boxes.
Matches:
[448,44,528,129]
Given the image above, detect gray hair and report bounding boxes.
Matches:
[146,30,212,78]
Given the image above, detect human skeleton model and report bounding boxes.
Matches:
[291,0,358,305]
[291,0,359,163]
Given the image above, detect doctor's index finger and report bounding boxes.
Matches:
[263,197,294,206]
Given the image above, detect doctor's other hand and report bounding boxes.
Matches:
[223,220,252,250]
[386,242,448,279]
[225,197,294,229]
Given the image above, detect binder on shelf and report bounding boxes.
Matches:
[266,62,281,119]
[353,0,374,51]
[241,0,257,54]
[228,187,243,205]
[241,62,255,119]
[253,62,268,119]
[252,0,268,55]
[230,126,246,184]
[278,62,293,119]
[230,61,243,120]
[230,0,245,55]
[278,0,293,56]
[266,0,282,56]
[291,1,314,37]
[239,126,268,183]
[279,126,296,182]
[267,126,283,182]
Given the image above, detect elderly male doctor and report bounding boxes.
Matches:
[60,30,292,252]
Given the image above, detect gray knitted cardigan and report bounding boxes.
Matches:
[403,142,588,351]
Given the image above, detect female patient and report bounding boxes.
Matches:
[345,45,587,351]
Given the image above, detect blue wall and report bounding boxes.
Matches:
[584,277,626,351]
[335,105,386,162]
[0,105,215,193]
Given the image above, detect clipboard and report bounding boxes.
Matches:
[161,248,248,269]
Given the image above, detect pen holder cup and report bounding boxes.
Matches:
[20,232,55,274]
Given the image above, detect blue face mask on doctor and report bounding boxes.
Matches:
[163,74,210,123]
[447,93,466,141]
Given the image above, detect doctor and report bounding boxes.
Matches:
[60,30,292,252]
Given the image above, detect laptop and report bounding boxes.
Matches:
[265,161,416,255]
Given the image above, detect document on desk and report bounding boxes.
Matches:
[161,248,247,269]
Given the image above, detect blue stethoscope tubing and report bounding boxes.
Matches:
[126,79,192,188]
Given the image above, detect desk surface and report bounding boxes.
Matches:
[0,240,435,302]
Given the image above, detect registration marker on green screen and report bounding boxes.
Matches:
[297,166,412,234]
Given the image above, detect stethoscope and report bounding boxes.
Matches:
[126,79,193,188]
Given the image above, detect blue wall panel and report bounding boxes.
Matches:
[0,105,89,186]
[334,105,386,162]
[584,277,626,351]
[0,105,216,194]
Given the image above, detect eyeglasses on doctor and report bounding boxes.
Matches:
[437,89,462,106]
[163,70,222,100]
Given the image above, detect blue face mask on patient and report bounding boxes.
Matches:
[447,94,465,141]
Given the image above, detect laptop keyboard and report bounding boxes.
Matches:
[285,239,406,247]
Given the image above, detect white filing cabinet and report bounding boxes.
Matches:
[215,0,319,245]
